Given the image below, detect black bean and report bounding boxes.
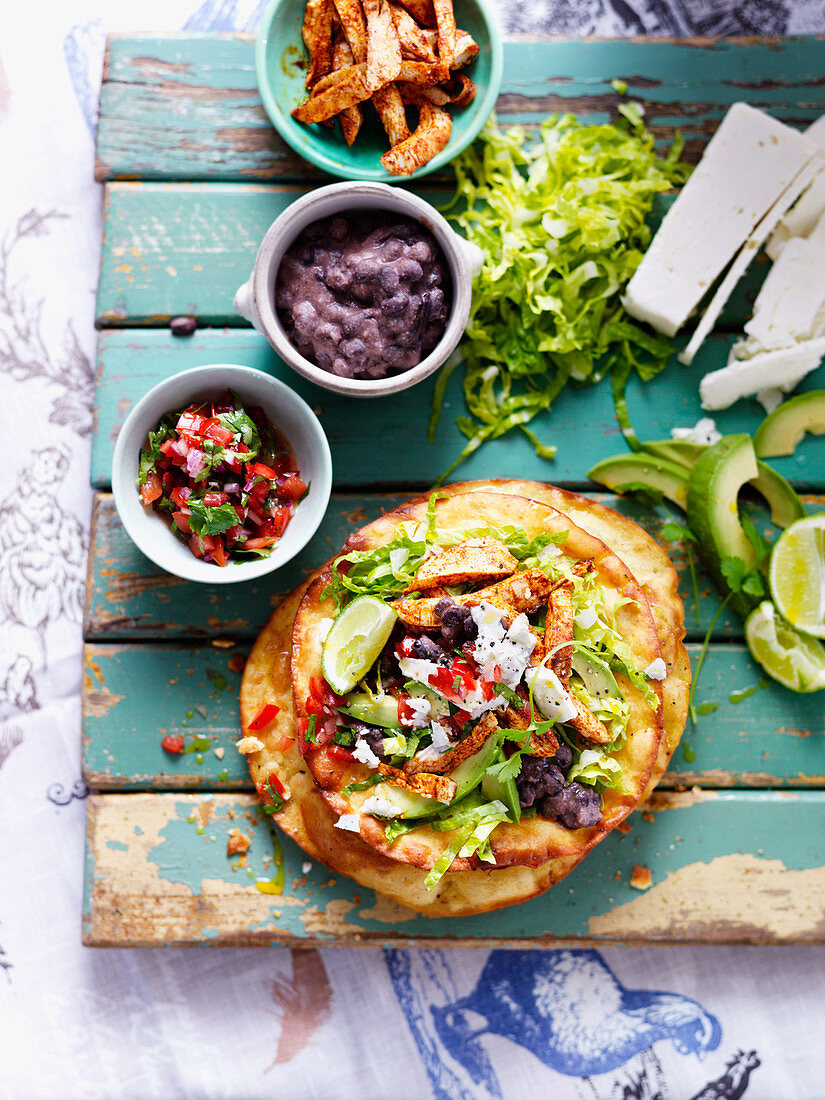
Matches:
[170,316,197,337]
[539,782,603,829]
[354,260,379,280]
[516,756,564,808]
[341,338,366,361]
[383,239,404,260]
[385,344,405,363]
[398,259,423,283]
[324,265,352,291]
[409,240,432,263]
[424,287,445,319]
[381,294,407,316]
[552,740,573,772]
[379,266,400,292]
[412,635,444,660]
[331,357,358,378]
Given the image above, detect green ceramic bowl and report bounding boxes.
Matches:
[255,0,502,181]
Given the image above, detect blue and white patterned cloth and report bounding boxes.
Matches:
[0,1,824,1096]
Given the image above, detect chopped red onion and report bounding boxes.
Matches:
[186,449,206,476]
[224,482,240,493]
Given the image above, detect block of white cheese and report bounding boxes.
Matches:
[679,153,824,366]
[623,103,819,338]
[699,338,825,410]
[735,229,825,356]
[766,115,825,259]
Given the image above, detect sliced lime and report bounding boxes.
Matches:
[769,513,825,638]
[321,596,397,695]
[744,601,825,693]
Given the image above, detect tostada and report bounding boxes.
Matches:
[238,480,689,916]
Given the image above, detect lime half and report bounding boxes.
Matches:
[321,596,398,695]
[769,513,825,638]
[744,601,825,693]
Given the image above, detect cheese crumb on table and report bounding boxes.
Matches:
[334,814,361,833]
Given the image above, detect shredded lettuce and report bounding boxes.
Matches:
[567,748,629,792]
[432,114,690,479]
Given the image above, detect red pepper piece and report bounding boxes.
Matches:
[204,422,234,445]
[249,461,277,479]
[161,735,185,754]
[277,474,308,501]
[328,744,355,762]
[140,471,163,505]
[248,703,280,731]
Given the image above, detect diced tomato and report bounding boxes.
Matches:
[269,505,291,537]
[249,479,270,500]
[140,471,163,505]
[161,470,173,492]
[396,637,417,659]
[278,474,308,502]
[160,439,178,458]
[160,734,185,754]
[275,733,294,752]
[249,462,277,479]
[200,534,217,554]
[188,535,204,558]
[177,411,209,436]
[225,524,242,543]
[309,677,326,702]
[211,539,228,567]
[397,693,415,727]
[317,717,337,745]
[452,708,471,727]
[305,695,325,717]
[204,422,234,445]
[170,487,190,508]
[172,510,192,535]
[249,703,281,731]
[480,679,495,701]
[203,491,229,506]
[244,536,277,550]
[328,744,355,762]
[267,773,287,797]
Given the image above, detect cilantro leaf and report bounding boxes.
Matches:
[342,774,388,796]
[660,521,696,544]
[721,555,747,593]
[493,682,522,707]
[187,500,241,537]
[741,512,771,564]
[218,407,260,449]
[741,571,766,598]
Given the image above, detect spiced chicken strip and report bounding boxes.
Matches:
[377,763,456,802]
[404,538,518,593]
[302,0,335,88]
[405,713,498,775]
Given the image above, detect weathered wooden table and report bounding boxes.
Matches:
[84,33,825,947]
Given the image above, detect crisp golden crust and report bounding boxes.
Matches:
[292,490,666,872]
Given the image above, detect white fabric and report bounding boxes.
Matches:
[1,2,825,1097]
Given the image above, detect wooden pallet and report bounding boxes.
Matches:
[84,33,825,947]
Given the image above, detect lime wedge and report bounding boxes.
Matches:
[321,596,398,695]
[769,513,825,638]
[744,601,825,693]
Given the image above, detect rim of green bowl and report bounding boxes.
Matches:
[254,0,503,182]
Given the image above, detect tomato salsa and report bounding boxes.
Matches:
[137,391,307,566]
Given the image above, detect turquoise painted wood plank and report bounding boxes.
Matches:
[92,328,825,490]
[81,642,825,790]
[86,490,747,642]
[83,790,825,945]
[96,183,766,329]
[95,36,825,182]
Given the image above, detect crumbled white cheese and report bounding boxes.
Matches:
[352,737,380,768]
[334,814,361,833]
[235,736,265,754]
[316,618,334,643]
[575,608,598,630]
[360,795,401,818]
[389,548,409,573]
[402,695,432,729]
[700,338,825,409]
[470,604,536,689]
[671,417,721,446]
[757,388,785,414]
[644,658,667,681]
[398,656,441,685]
[530,666,578,723]
[430,720,454,754]
[301,861,313,874]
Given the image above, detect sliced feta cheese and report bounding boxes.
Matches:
[360,794,401,818]
[670,417,721,446]
[398,656,441,685]
[624,103,819,338]
[470,604,536,688]
[767,115,825,259]
[430,720,454,754]
[680,152,825,365]
[575,608,598,631]
[735,234,825,356]
[403,695,432,730]
[644,658,667,681]
[756,388,785,414]
[352,737,380,768]
[530,665,578,723]
[700,338,825,410]
[316,617,334,643]
[334,814,361,833]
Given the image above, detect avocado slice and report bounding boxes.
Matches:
[378,730,501,820]
[588,453,689,509]
[686,434,759,615]
[642,438,705,471]
[753,390,825,457]
[339,693,400,729]
[481,773,521,822]
[750,461,806,529]
[571,649,621,699]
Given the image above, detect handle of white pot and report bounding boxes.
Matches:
[233,274,262,332]
[454,232,485,280]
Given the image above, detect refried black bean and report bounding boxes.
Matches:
[276,213,451,380]
[538,782,603,830]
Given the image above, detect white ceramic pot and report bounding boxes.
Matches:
[234,181,483,398]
